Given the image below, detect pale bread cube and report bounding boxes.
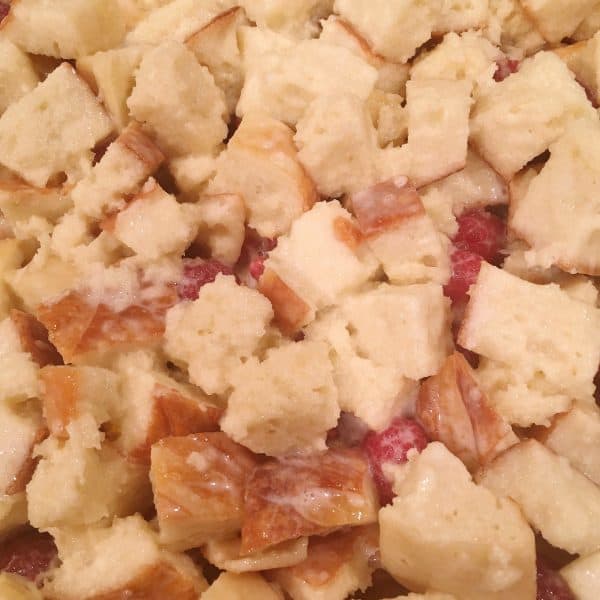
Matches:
[333,0,440,63]
[366,90,408,148]
[128,41,227,157]
[164,275,273,395]
[573,4,600,41]
[209,111,317,238]
[202,572,283,600]
[0,493,28,541]
[478,439,600,556]
[509,119,600,275]
[406,79,472,187]
[2,0,125,58]
[0,39,38,114]
[340,283,451,380]
[470,51,596,180]
[0,573,42,600]
[0,63,113,187]
[43,515,208,600]
[560,551,600,600]
[435,0,489,35]
[186,7,249,114]
[238,31,377,125]
[294,94,382,197]
[380,442,536,600]
[77,45,146,131]
[520,0,598,44]
[220,340,340,456]
[168,154,217,195]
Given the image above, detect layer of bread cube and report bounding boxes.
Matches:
[2,0,125,58]
[164,275,273,395]
[43,515,208,600]
[478,439,600,556]
[0,573,42,600]
[209,111,317,238]
[0,39,38,114]
[486,0,546,55]
[509,118,600,275]
[560,551,600,600]
[202,572,283,600]
[470,51,596,179]
[380,442,536,600]
[0,63,113,187]
[0,493,28,541]
[128,41,227,158]
[221,340,340,456]
[435,0,488,35]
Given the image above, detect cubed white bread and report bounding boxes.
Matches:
[209,111,317,238]
[350,177,450,284]
[319,16,409,94]
[43,515,208,600]
[0,573,42,600]
[509,118,600,275]
[0,493,28,541]
[237,29,377,125]
[0,63,113,187]
[164,275,273,395]
[470,51,596,180]
[411,31,502,91]
[339,283,451,380]
[435,0,489,35]
[295,94,382,197]
[573,4,600,41]
[0,39,38,114]
[2,0,125,58]
[366,91,408,148]
[260,200,379,319]
[333,0,439,63]
[169,154,217,195]
[478,439,600,556]
[380,442,536,600]
[27,437,152,531]
[560,551,600,600]
[220,340,340,456]
[406,79,472,187]
[76,45,146,131]
[71,122,164,219]
[520,0,598,44]
[202,572,283,600]
[459,264,600,404]
[186,7,249,115]
[127,41,227,158]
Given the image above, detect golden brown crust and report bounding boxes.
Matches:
[39,365,78,438]
[332,216,363,251]
[117,122,165,172]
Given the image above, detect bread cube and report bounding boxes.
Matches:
[510,118,600,275]
[435,0,488,35]
[0,493,28,541]
[270,526,378,600]
[151,432,259,550]
[560,551,600,600]
[0,63,113,187]
[0,39,38,114]
[202,572,283,600]
[164,275,273,395]
[573,4,600,41]
[2,0,125,59]
[43,515,208,600]
[241,449,378,554]
[333,0,439,63]
[478,439,600,556]
[470,52,596,180]
[77,45,146,131]
[0,573,42,600]
[210,111,317,238]
[238,32,377,125]
[128,41,227,158]
[350,177,450,284]
[221,341,339,456]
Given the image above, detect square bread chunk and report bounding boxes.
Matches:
[560,551,600,600]
[0,39,38,114]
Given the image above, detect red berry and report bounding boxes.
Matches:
[494,58,520,82]
[444,249,483,303]
[0,3,9,23]
[249,257,266,281]
[178,259,234,301]
[0,529,57,582]
[363,417,428,505]
[537,558,575,600]
[454,209,506,263]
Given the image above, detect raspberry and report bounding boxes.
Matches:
[238,228,277,281]
[178,258,234,301]
[249,257,267,281]
[363,417,428,505]
[0,529,57,582]
[0,3,9,23]
[536,557,575,600]
[494,58,520,82]
[454,209,507,263]
[444,249,483,303]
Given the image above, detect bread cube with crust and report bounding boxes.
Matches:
[380,442,535,600]
[509,118,600,276]
[470,51,596,180]
[221,341,340,456]
[0,39,38,114]
[486,0,546,55]
[560,551,600,600]
[0,63,113,187]
[435,0,489,35]
[478,439,600,556]
[128,41,227,158]
[43,515,208,600]
[210,111,317,238]
[202,572,283,600]
[164,275,273,395]
[151,432,259,550]
[1,0,125,59]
